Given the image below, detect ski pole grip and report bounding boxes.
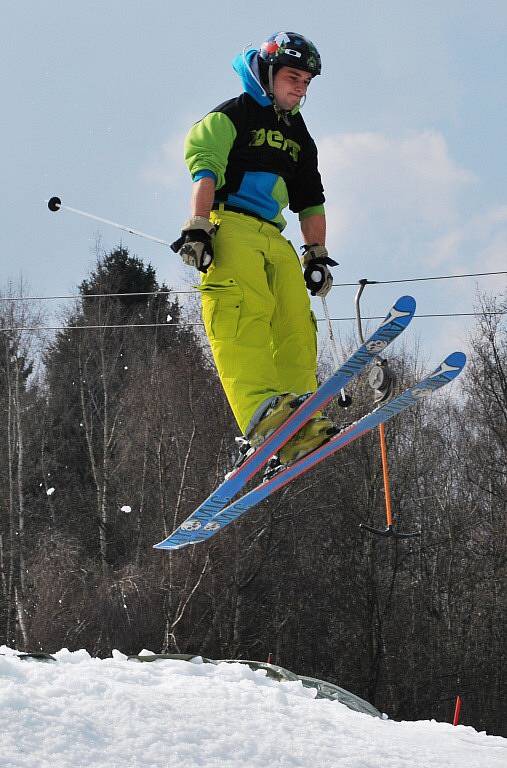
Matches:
[170,234,186,253]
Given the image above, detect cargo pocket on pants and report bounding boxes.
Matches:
[310,309,318,356]
[197,279,243,340]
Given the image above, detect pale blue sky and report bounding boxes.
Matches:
[2,1,506,363]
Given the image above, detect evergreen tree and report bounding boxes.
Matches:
[42,247,198,566]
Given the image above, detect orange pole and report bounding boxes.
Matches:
[453,695,462,726]
[378,423,394,527]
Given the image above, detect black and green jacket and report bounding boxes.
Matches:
[184,47,325,231]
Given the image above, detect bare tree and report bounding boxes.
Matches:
[0,285,41,648]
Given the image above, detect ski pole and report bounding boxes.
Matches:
[46,196,173,248]
[320,296,351,407]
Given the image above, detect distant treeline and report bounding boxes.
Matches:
[0,247,505,736]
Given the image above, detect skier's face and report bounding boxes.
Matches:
[273,66,312,110]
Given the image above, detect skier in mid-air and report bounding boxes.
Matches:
[173,32,338,465]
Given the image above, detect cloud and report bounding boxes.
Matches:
[314,129,506,362]
[430,205,507,271]
[318,130,475,254]
[144,126,506,297]
[141,132,187,188]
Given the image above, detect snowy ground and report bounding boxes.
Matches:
[0,647,504,768]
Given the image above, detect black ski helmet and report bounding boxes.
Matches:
[259,32,322,77]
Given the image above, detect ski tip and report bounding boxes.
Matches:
[441,351,467,375]
[429,351,466,381]
[445,351,467,368]
[394,295,416,314]
[153,539,177,550]
[153,538,196,551]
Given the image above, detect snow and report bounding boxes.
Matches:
[0,647,504,768]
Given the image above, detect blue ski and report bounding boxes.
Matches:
[154,296,416,551]
[157,352,465,549]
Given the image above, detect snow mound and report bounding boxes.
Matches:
[0,647,504,768]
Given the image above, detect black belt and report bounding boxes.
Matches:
[213,203,273,225]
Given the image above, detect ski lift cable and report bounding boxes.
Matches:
[1,310,506,333]
[1,270,506,303]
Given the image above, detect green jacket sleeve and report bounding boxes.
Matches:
[299,204,325,220]
[184,112,237,191]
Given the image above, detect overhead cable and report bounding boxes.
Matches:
[2,310,506,333]
[1,270,506,303]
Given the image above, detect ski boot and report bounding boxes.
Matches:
[232,393,300,470]
[264,415,337,479]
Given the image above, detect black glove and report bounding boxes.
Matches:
[300,244,338,297]
[171,216,216,273]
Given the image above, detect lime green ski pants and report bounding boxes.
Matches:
[199,209,317,434]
